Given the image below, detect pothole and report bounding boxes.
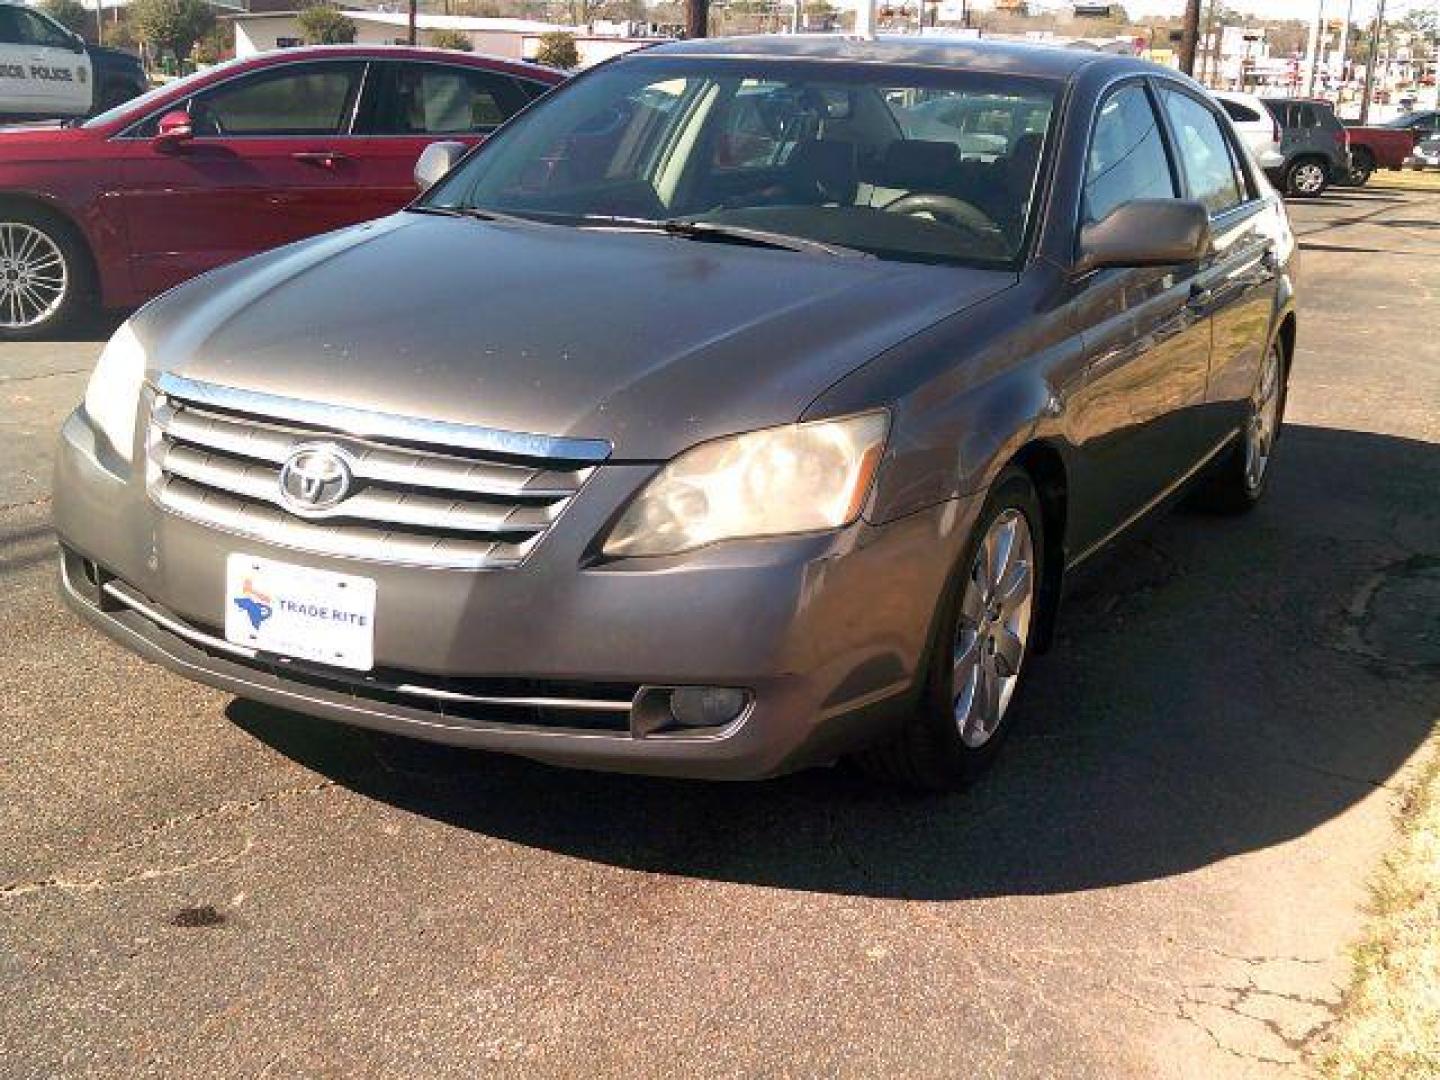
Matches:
[1341,556,1440,669]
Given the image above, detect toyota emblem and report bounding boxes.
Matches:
[279,444,353,513]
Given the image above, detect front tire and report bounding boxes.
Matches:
[1285,157,1330,197]
[0,205,92,340]
[855,466,1043,789]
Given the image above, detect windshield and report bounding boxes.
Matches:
[422,57,1059,267]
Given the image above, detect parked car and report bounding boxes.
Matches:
[1383,108,1440,142]
[1213,90,1284,175]
[54,37,1297,788]
[0,45,561,337]
[1408,133,1440,170]
[1258,97,1350,196]
[1340,118,1419,184]
[0,1,146,120]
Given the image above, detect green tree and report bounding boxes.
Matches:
[534,30,579,69]
[429,28,474,50]
[296,4,357,44]
[129,0,217,60]
[40,0,89,37]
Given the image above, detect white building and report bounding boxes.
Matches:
[230,10,659,67]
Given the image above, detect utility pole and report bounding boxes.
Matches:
[1304,0,1325,97]
[1179,0,1201,75]
[1359,0,1387,123]
[94,0,103,45]
[1201,0,1217,87]
[407,0,418,45]
[854,0,875,37]
[1336,0,1355,84]
[686,0,708,37]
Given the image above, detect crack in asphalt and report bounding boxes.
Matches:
[0,495,52,514]
[0,779,337,900]
[0,367,88,386]
[0,838,258,898]
[1114,960,1341,1069]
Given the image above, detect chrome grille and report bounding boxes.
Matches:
[145,376,607,570]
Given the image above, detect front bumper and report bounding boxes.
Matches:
[55,408,978,779]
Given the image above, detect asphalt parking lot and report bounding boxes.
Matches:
[3,187,1438,1078]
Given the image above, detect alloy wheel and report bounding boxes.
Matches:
[953,508,1035,748]
[1294,163,1326,195]
[0,223,69,331]
[1245,344,1283,491]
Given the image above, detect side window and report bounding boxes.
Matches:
[189,62,365,137]
[1160,88,1246,215]
[0,8,20,43]
[513,77,552,103]
[16,9,72,48]
[1083,83,1177,225]
[371,63,528,136]
[1220,100,1260,124]
[1297,104,1319,129]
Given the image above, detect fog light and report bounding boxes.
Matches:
[669,686,749,728]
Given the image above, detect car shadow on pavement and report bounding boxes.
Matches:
[230,424,1440,900]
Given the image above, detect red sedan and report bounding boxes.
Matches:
[0,46,562,337]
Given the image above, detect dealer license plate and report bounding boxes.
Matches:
[223,554,376,671]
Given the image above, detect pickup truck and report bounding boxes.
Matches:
[1341,122,1420,184]
[0,2,147,122]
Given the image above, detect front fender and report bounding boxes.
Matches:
[804,265,1084,525]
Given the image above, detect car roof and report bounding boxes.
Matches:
[221,44,562,80]
[641,34,1154,81]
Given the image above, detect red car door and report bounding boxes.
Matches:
[113,58,372,298]
[340,59,548,210]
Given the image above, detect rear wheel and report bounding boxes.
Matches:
[855,466,1043,789]
[0,206,92,340]
[1189,339,1287,514]
[1285,157,1330,197]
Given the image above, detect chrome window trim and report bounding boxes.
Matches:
[153,373,612,463]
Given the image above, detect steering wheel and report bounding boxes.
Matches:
[884,193,1000,238]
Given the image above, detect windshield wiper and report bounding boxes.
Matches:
[413,206,867,258]
[567,214,867,258]
[408,205,543,227]
[659,219,869,259]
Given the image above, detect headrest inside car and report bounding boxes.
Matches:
[876,139,962,190]
[788,139,859,203]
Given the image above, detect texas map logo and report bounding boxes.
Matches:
[233,578,273,631]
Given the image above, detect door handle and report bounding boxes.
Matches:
[291,151,347,168]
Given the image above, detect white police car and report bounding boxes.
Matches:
[1,2,145,121]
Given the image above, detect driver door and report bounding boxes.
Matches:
[113,59,370,298]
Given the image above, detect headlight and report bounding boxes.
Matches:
[83,320,147,464]
[603,411,889,558]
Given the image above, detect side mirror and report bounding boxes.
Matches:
[1074,199,1211,276]
[414,140,468,192]
[155,109,194,145]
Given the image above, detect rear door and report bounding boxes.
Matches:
[1066,80,1213,551]
[345,60,542,214]
[114,58,370,297]
[1157,83,1280,446]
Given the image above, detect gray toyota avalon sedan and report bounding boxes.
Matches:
[54,36,1297,787]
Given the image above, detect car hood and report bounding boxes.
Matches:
[140,212,1016,460]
